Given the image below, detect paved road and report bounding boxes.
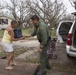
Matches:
[1,40,76,75]
[49,42,76,75]
[13,40,40,48]
[0,59,37,75]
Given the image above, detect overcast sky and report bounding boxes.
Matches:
[1,0,75,14]
[63,0,75,14]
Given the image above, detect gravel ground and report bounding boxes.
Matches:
[0,40,76,75]
[49,42,76,75]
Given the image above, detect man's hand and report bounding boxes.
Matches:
[39,48,43,53]
[39,45,43,53]
[40,45,43,49]
[24,34,31,37]
[20,36,25,40]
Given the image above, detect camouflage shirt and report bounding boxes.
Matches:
[31,21,50,46]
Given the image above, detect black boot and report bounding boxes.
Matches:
[36,70,47,75]
[46,65,51,69]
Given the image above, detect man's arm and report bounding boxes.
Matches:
[25,27,37,37]
[40,26,48,48]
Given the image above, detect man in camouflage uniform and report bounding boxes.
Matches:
[30,15,51,75]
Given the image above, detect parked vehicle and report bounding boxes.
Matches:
[56,21,73,43]
[57,20,76,57]
[66,20,76,57]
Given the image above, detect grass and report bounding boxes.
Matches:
[0,28,33,38]
[50,29,57,38]
[0,28,56,38]
[0,30,4,38]
[22,28,33,35]
[0,47,28,59]
[0,28,56,61]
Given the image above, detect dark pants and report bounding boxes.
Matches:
[40,44,50,71]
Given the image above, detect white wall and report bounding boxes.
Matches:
[0,17,12,29]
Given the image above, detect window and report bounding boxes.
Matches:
[0,19,8,25]
[0,19,1,24]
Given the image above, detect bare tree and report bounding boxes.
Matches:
[0,2,5,14]
[0,0,66,28]
[1,0,33,27]
[63,14,74,20]
[27,0,66,28]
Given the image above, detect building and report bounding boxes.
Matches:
[0,14,13,30]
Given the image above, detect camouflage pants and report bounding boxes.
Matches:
[40,43,50,71]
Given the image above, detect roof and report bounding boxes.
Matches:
[0,13,13,19]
